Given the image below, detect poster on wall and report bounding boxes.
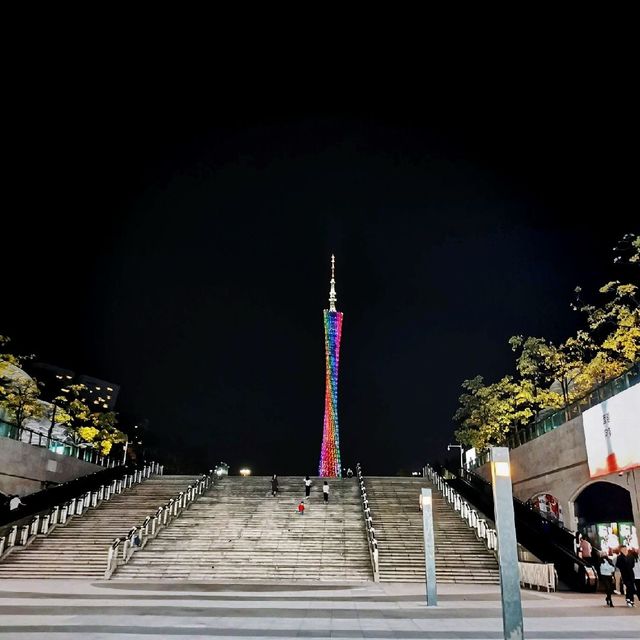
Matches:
[583,383,640,478]
[595,522,639,551]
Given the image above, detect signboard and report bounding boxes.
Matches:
[465,447,476,469]
[595,522,638,551]
[583,383,640,478]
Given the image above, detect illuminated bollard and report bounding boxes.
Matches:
[421,488,437,606]
[490,447,524,640]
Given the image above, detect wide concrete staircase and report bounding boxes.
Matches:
[114,476,372,581]
[366,477,500,583]
[0,475,199,579]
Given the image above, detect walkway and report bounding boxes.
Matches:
[0,579,637,638]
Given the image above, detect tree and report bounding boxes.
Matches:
[544,332,592,408]
[90,410,126,456]
[0,335,43,429]
[509,335,564,417]
[0,376,45,429]
[47,384,126,455]
[573,280,639,393]
[46,384,90,439]
[454,375,534,450]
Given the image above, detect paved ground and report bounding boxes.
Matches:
[0,580,637,639]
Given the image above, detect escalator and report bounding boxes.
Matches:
[439,462,598,592]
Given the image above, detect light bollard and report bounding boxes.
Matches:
[421,488,438,606]
[490,447,524,640]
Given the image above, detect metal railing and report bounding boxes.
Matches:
[0,462,163,562]
[105,470,215,579]
[0,420,118,467]
[356,463,379,582]
[426,464,499,553]
[437,462,595,592]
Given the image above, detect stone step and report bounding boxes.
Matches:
[365,477,499,585]
[0,475,201,578]
[116,476,372,581]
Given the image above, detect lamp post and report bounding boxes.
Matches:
[490,446,524,640]
[447,444,464,471]
[421,488,437,606]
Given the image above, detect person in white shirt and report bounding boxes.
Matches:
[599,552,616,607]
[304,476,312,498]
[323,481,330,504]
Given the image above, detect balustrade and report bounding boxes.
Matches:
[356,463,380,582]
[424,464,558,589]
[104,471,214,579]
[0,463,160,564]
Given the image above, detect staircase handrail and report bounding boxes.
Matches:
[105,469,215,579]
[447,463,601,565]
[356,463,379,582]
[425,464,499,552]
[0,461,163,528]
[429,463,595,592]
[0,461,163,563]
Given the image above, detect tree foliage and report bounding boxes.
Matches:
[454,375,534,450]
[453,233,639,452]
[56,384,127,455]
[0,335,43,428]
[2,334,127,456]
[0,376,45,429]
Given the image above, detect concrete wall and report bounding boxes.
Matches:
[475,413,640,533]
[0,437,101,496]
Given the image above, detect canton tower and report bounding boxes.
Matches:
[318,255,343,478]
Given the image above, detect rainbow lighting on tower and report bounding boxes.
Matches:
[319,254,343,478]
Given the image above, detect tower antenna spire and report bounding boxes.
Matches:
[329,254,337,312]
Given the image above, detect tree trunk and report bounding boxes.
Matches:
[47,404,57,440]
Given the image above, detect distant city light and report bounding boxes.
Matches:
[239,468,251,476]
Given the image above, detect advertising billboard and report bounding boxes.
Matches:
[583,383,640,478]
[594,522,638,552]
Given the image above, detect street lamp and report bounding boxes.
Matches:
[447,443,464,470]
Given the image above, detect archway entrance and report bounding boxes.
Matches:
[573,481,637,550]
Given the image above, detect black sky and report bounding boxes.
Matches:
[3,56,637,475]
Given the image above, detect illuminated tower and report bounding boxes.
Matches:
[319,255,343,477]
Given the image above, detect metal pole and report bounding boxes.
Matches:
[490,447,524,640]
[421,488,438,606]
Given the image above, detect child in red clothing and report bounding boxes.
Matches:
[298,501,305,515]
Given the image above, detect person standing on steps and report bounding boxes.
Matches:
[579,535,593,566]
[304,476,312,497]
[271,474,278,497]
[298,500,305,515]
[323,480,329,504]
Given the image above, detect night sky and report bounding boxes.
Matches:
[3,71,636,475]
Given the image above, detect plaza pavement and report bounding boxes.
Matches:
[0,579,638,639]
